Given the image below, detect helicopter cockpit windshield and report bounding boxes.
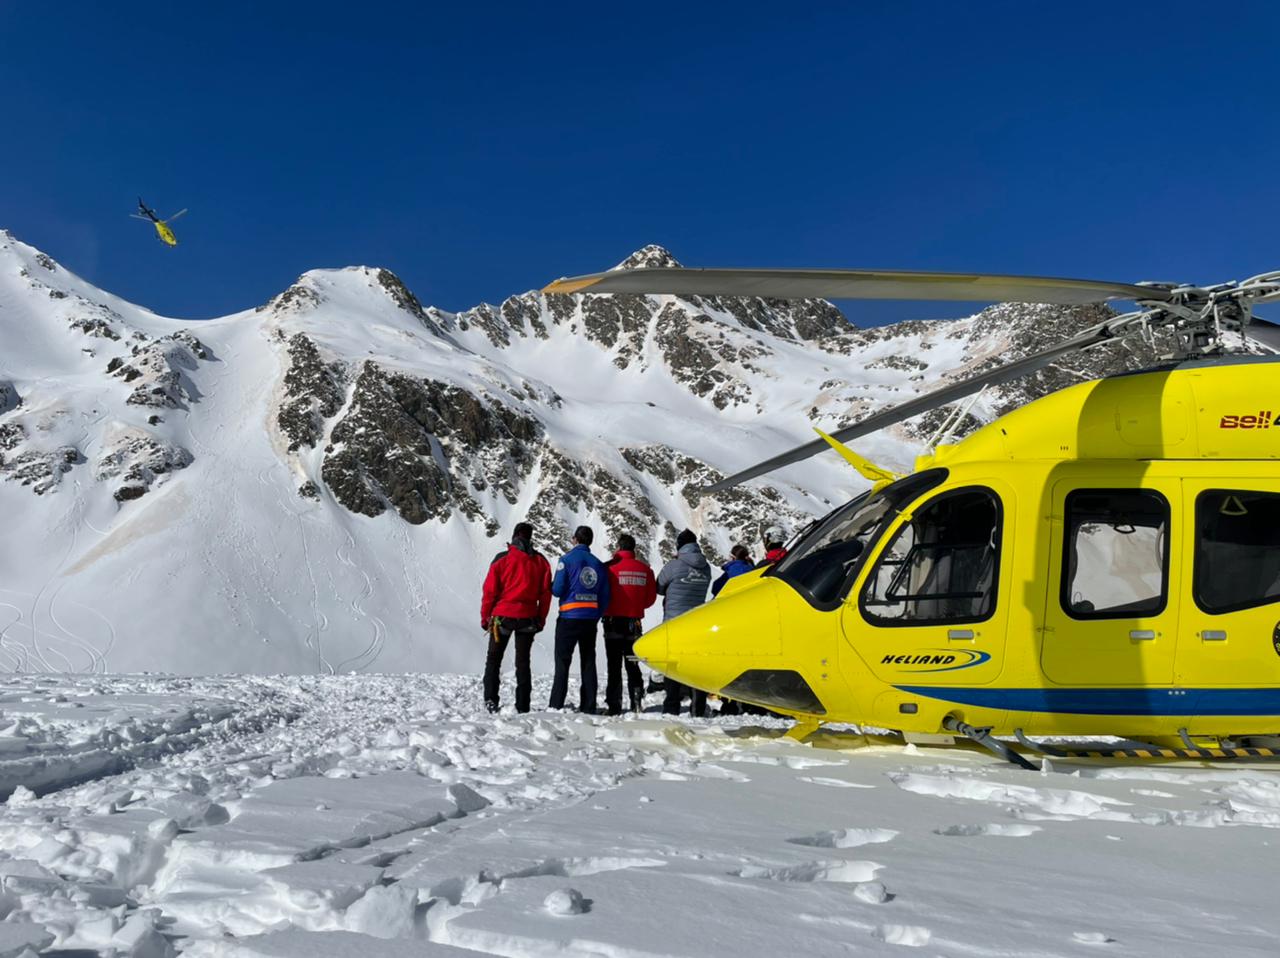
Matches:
[770,469,949,609]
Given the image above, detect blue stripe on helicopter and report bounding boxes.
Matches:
[893,686,1280,716]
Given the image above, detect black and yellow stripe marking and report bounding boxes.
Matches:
[1036,744,1280,761]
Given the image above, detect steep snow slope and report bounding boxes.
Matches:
[0,231,1206,675]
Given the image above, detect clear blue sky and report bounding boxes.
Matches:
[3,2,1279,324]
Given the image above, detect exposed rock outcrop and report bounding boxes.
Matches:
[320,364,537,531]
[277,333,346,452]
[0,444,79,495]
[0,422,24,451]
[107,332,209,409]
[94,427,193,502]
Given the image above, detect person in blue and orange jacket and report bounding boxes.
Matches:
[547,525,610,713]
[480,521,552,713]
[602,533,658,715]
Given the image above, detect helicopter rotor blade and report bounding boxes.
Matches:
[700,321,1125,494]
[544,267,1170,306]
[129,214,151,221]
[1247,317,1280,352]
[165,209,188,222]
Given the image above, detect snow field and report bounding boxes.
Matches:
[0,675,1276,955]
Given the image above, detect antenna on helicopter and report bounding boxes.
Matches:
[924,386,989,452]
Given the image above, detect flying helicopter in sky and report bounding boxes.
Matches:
[545,264,1280,766]
[131,198,186,247]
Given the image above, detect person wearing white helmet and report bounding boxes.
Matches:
[756,524,788,569]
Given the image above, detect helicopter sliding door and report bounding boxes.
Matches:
[847,482,1010,687]
[1041,481,1181,685]
[1176,481,1280,688]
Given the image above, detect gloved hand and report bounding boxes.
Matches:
[481,618,491,632]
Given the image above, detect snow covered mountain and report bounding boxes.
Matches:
[0,231,1181,675]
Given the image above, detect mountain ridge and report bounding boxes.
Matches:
[0,229,1195,675]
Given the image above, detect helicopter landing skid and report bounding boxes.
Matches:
[784,720,823,742]
[943,717,1038,770]
[1013,729,1280,762]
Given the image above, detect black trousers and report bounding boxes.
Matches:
[483,618,536,713]
[603,617,644,715]
[548,617,599,712]
[662,677,707,718]
[717,700,769,716]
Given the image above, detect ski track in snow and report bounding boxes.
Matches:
[23,438,117,675]
[332,524,386,674]
[0,674,1278,957]
[0,598,30,672]
[0,584,88,674]
[45,580,107,674]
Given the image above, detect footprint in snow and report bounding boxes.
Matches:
[782,755,845,770]
[797,775,874,789]
[873,924,931,947]
[1073,931,1116,945]
[544,887,590,916]
[788,827,898,849]
[853,881,892,904]
[735,860,880,884]
[934,823,1040,838]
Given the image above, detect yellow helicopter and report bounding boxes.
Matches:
[131,198,186,247]
[545,265,1280,766]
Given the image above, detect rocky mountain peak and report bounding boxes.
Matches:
[258,266,442,335]
[370,267,427,320]
[258,275,324,314]
[1,231,58,275]
[612,245,682,271]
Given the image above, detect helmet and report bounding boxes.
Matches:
[763,524,785,545]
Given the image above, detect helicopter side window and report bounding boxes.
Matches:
[1062,489,1169,619]
[1194,490,1280,614]
[771,469,949,610]
[860,488,1001,626]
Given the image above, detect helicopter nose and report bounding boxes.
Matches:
[635,577,819,709]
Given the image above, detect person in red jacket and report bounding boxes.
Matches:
[601,533,658,715]
[755,524,789,568]
[481,521,552,713]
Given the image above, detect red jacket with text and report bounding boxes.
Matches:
[603,550,658,619]
[481,543,553,626]
[756,546,788,568]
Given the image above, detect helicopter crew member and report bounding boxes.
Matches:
[602,534,658,715]
[480,522,552,714]
[548,526,611,713]
[755,525,788,568]
[712,544,754,597]
[657,529,713,717]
